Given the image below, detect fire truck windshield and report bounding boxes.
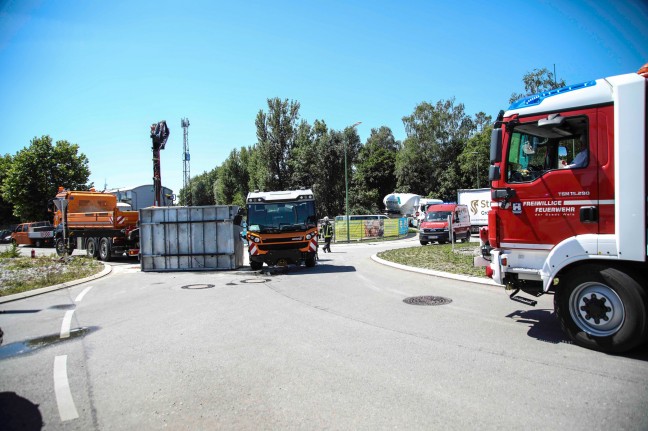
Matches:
[247,201,317,233]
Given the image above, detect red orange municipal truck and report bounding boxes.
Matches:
[477,64,648,353]
[53,188,140,261]
[245,189,318,270]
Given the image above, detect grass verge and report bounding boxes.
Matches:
[377,243,488,278]
[0,251,104,297]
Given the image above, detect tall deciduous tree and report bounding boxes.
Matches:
[397,99,475,201]
[2,136,91,221]
[351,126,399,213]
[255,98,301,190]
[0,154,19,226]
[509,67,567,103]
[215,148,250,207]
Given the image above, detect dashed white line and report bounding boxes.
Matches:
[75,285,94,302]
[54,355,79,421]
[60,310,75,339]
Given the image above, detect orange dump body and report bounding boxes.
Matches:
[54,190,138,229]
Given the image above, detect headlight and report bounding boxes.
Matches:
[306,233,312,240]
[253,237,260,243]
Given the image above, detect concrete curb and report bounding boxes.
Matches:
[370,253,502,287]
[0,262,113,304]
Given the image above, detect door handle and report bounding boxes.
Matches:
[580,206,598,223]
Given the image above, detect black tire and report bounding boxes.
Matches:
[420,240,429,246]
[555,265,648,353]
[305,256,316,267]
[11,239,17,247]
[99,237,112,262]
[87,238,98,258]
[35,239,42,248]
[250,260,263,270]
[55,238,65,256]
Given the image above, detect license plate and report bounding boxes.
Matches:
[429,235,438,239]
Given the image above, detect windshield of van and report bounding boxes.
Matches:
[247,201,317,233]
[425,211,451,222]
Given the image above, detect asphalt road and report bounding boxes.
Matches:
[1,238,647,430]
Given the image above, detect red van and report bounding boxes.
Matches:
[419,204,471,245]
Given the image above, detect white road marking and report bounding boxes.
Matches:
[75,285,94,302]
[60,310,75,339]
[54,355,79,421]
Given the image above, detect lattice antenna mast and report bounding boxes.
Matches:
[181,118,192,206]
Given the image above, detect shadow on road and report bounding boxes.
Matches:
[0,392,43,430]
[262,263,356,276]
[506,308,571,345]
[506,308,648,360]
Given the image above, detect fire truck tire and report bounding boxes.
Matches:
[555,265,648,353]
[250,260,263,270]
[35,239,42,248]
[305,256,316,267]
[55,239,65,256]
[420,241,429,245]
[87,238,98,258]
[99,238,112,262]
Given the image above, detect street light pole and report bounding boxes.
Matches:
[345,122,361,242]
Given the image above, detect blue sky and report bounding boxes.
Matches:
[1,0,646,197]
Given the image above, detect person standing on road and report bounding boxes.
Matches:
[320,216,333,253]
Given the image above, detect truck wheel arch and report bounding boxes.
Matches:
[541,234,615,291]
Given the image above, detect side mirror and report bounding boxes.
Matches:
[490,128,502,163]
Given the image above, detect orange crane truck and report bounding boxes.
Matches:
[53,188,140,261]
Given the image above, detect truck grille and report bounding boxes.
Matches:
[423,228,444,233]
[259,242,308,251]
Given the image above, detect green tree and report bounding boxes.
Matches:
[350,126,399,213]
[2,136,91,221]
[509,67,567,104]
[397,99,475,201]
[288,121,317,190]
[0,153,19,227]
[255,98,301,190]
[459,125,492,189]
[215,148,250,206]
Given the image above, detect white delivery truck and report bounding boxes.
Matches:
[457,188,491,234]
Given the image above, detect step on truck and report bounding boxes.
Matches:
[245,189,318,270]
[53,188,140,261]
[476,64,648,353]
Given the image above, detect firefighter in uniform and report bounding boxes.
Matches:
[320,216,333,253]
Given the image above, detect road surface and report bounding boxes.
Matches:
[1,237,647,430]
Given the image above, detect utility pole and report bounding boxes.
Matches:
[150,121,170,206]
[181,118,192,206]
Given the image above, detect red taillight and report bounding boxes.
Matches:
[485,265,493,278]
[479,227,489,243]
[501,256,508,267]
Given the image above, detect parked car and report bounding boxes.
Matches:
[0,229,12,244]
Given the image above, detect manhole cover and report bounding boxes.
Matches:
[403,296,452,306]
[240,279,270,284]
[181,284,215,290]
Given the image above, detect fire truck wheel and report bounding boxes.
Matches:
[35,239,42,248]
[87,238,98,258]
[55,239,65,256]
[420,241,429,246]
[250,260,263,271]
[555,265,648,353]
[305,256,316,267]
[99,238,112,262]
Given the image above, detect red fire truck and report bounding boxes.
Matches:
[477,64,648,353]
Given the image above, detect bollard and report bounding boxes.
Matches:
[31,249,36,258]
